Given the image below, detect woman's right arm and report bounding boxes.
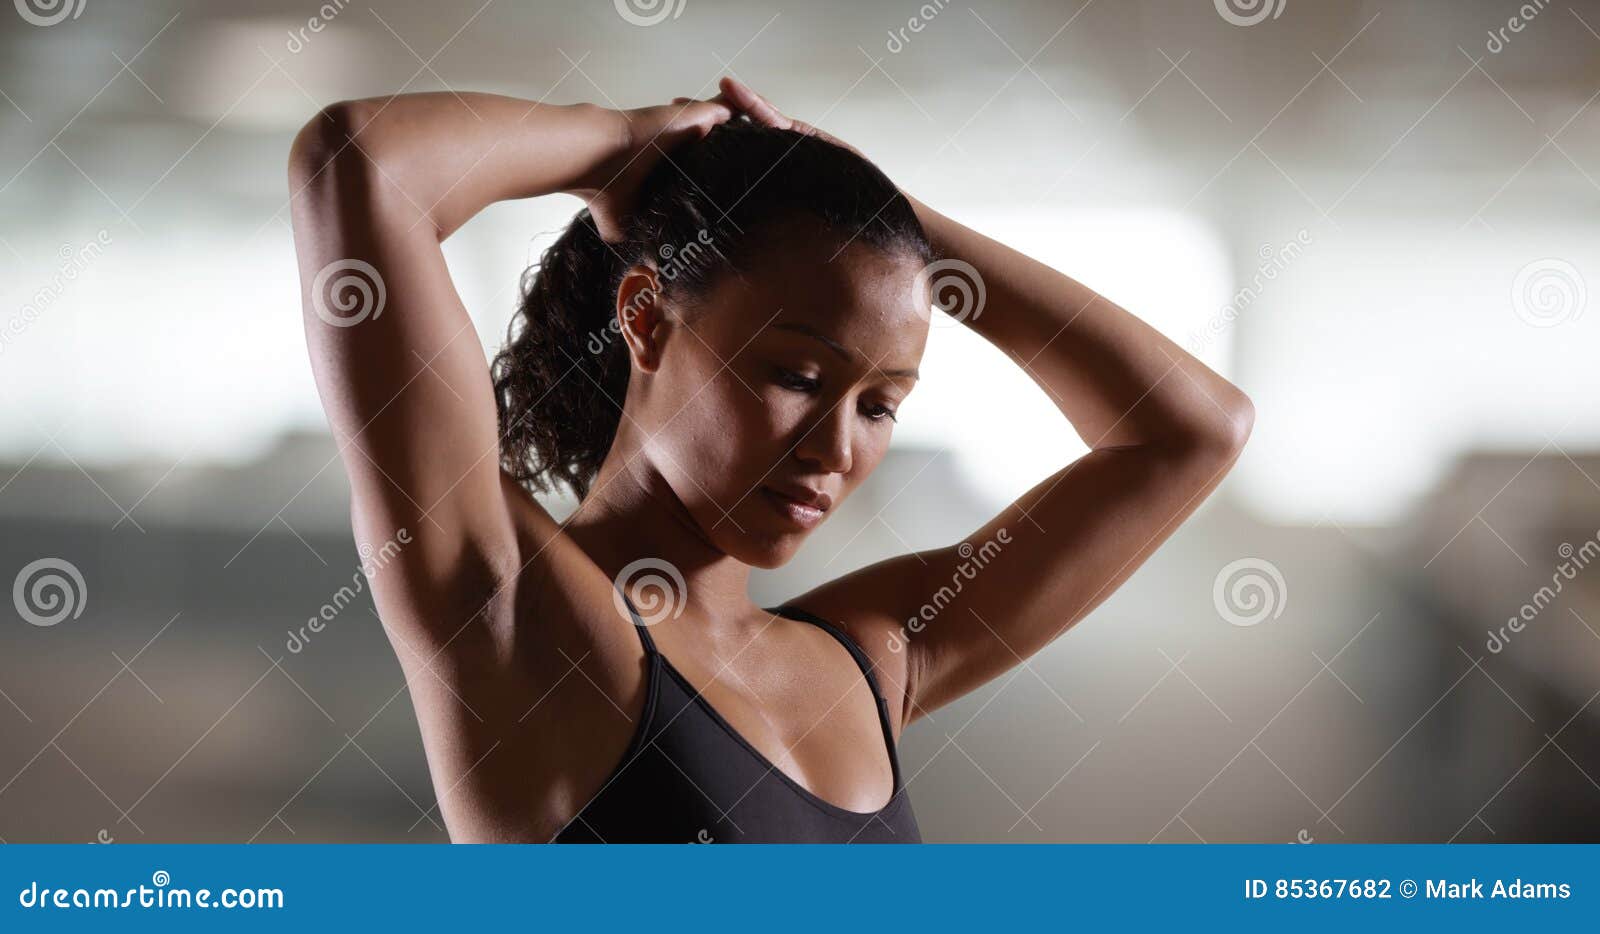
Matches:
[285,93,721,643]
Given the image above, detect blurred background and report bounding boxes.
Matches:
[2,0,1598,843]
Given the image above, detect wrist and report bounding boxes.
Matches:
[568,103,635,196]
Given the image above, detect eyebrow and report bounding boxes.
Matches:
[770,322,920,380]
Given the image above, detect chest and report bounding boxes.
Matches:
[652,643,897,815]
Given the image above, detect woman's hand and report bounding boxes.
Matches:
[584,99,733,242]
[712,77,863,158]
[585,78,868,242]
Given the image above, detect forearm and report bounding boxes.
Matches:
[905,193,1252,453]
[288,92,626,240]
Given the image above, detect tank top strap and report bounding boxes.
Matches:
[618,593,659,655]
[766,604,888,703]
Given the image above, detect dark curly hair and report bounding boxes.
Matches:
[491,118,932,499]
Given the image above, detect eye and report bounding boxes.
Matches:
[774,368,821,393]
[861,401,898,423]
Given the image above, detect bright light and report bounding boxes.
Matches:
[897,205,1235,509]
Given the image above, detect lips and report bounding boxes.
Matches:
[765,482,832,512]
[760,483,832,529]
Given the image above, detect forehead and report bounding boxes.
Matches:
[697,230,932,363]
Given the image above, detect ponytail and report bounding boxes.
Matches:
[492,209,626,499]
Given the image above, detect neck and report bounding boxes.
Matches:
[564,440,755,630]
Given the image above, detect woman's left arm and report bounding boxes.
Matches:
[717,78,1253,729]
[885,193,1254,721]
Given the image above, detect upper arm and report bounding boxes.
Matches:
[287,103,526,628]
[791,419,1253,731]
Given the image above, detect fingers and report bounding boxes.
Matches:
[671,79,796,133]
[717,76,790,129]
[717,76,761,109]
[672,92,733,108]
[670,95,733,127]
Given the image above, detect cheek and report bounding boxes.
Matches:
[664,370,795,492]
[719,383,802,476]
[845,428,891,486]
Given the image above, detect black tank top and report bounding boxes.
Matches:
[552,600,921,843]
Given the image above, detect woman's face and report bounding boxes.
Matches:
[639,232,932,569]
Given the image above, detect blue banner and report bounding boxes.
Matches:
[2,844,1594,931]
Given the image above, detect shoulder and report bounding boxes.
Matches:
[779,582,920,738]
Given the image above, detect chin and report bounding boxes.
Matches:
[690,490,822,568]
[726,532,805,570]
[708,510,810,568]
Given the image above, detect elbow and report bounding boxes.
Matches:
[1218,391,1255,453]
[1196,389,1254,460]
[1161,391,1254,462]
[287,100,373,194]
[287,100,432,237]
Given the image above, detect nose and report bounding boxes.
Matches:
[794,400,853,475]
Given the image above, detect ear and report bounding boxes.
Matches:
[615,264,667,373]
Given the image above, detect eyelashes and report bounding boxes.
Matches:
[773,368,898,423]
[775,369,820,393]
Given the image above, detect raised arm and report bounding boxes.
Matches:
[715,78,1254,729]
[286,92,728,640]
[886,193,1254,718]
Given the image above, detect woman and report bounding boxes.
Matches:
[287,77,1253,843]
